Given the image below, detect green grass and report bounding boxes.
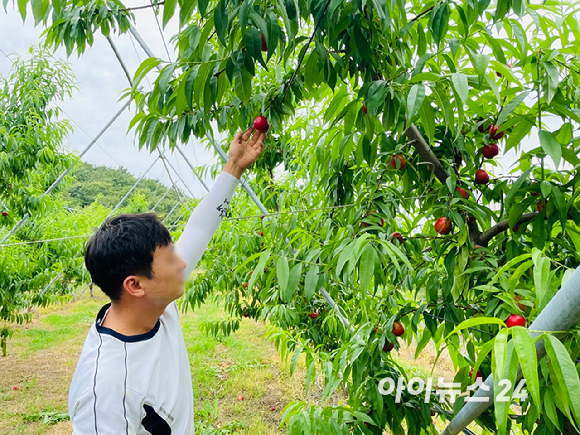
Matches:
[0,286,304,434]
[1,282,522,435]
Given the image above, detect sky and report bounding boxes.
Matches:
[0,4,566,204]
[0,2,220,199]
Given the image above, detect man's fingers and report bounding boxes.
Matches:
[251,133,265,155]
[250,131,266,150]
[258,132,266,147]
[248,128,262,147]
[242,125,255,141]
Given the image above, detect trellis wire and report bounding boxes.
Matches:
[176,144,210,191]
[105,156,160,219]
[158,151,186,203]
[40,155,160,298]
[150,185,174,212]
[0,100,131,243]
[161,198,185,224]
[159,150,196,198]
[0,196,430,248]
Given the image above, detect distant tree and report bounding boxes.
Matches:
[60,161,186,214]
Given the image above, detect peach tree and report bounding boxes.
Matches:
[8,0,580,433]
[0,48,80,351]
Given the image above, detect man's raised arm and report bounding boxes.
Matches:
[174,127,265,278]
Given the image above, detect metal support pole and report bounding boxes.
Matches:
[129,26,156,59]
[441,265,580,435]
[0,101,131,243]
[73,281,93,302]
[150,185,173,212]
[175,144,210,192]
[105,35,133,85]
[129,25,354,334]
[160,151,195,198]
[161,199,183,224]
[106,156,160,219]
[40,273,61,297]
[165,207,189,231]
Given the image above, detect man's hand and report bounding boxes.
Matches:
[228,126,266,171]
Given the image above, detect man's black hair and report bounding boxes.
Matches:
[84,213,173,301]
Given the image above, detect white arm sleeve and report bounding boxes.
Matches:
[174,170,240,278]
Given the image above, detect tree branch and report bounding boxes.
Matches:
[404,124,449,184]
[410,6,434,23]
[121,1,165,12]
[478,212,538,246]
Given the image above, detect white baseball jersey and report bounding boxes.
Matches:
[68,170,240,434]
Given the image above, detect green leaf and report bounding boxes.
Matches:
[473,339,494,379]
[193,63,212,107]
[419,102,435,140]
[506,117,534,153]
[359,244,375,293]
[336,241,355,280]
[162,0,178,27]
[496,90,530,127]
[184,66,197,110]
[249,11,268,40]
[285,263,302,301]
[175,70,189,115]
[158,64,176,95]
[539,130,562,169]
[543,61,559,104]
[246,28,266,68]
[451,72,468,104]
[545,334,580,427]
[198,0,209,17]
[17,0,27,20]
[276,0,295,42]
[304,264,319,301]
[214,0,228,47]
[505,167,532,207]
[277,256,290,301]
[508,202,528,231]
[133,57,162,88]
[234,68,252,103]
[239,0,254,31]
[31,0,47,25]
[531,214,546,250]
[484,31,507,64]
[353,26,373,63]
[511,327,540,410]
[445,317,505,340]
[544,388,561,430]
[248,249,271,291]
[179,0,197,27]
[532,249,551,311]
[493,328,509,435]
[289,346,302,375]
[406,83,425,123]
[429,1,449,47]
[353,412,375,425]
[266,11,280,60]
[474,54,491,84]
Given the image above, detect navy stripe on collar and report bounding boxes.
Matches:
[95,303,161,343]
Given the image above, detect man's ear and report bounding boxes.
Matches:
[122,275,146,298]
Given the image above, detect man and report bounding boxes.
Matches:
[68,126,266,434]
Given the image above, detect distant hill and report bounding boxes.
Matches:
[61,162,189,215]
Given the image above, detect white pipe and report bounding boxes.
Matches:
[441,265,580,435]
